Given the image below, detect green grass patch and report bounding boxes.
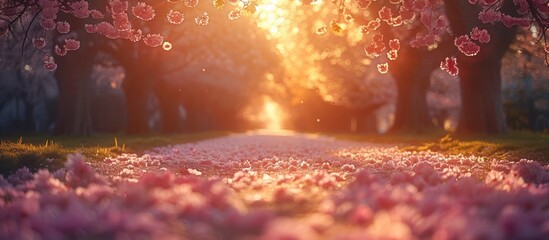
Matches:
[0,132,230,176]
[334,131,549,164]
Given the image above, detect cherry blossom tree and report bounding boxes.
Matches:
[349,1,454,133]
[444,0,518,134]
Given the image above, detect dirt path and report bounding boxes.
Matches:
[2,131,549,239]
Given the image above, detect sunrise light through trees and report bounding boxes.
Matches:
[1,0,549,239]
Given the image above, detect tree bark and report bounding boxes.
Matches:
[457,56,506,134]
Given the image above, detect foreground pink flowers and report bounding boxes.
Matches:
[1,133,548,239]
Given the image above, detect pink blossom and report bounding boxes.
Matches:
[470,27,491,43]
[387,49,398,60]
[96,22,118,39]
[478,9,502,23]
[367,19,381,32]
[55,45,67,56]
[228,10,241,21]
[118,29,142,42]
[364,34,386,57]
[109,0,128,15]
[33,38,46,49]
[132,2,155,21]
[501,15,531,27]
[43,56,57,71]
[65,153,107,188]
[2,133,549,239]
[84,24,96,33]
[64,39,80,51]
[454,35,480,56]
[113,13,131,31]
[378,6,393,21]
[56,21,70,34]
[40,18,56,30]
[400,6,415,22]
[143,34,164,47]
[40,6,59,20]
[184,0,200,8]
[70,0,90,18]
[90,10,105,19]
[440,57,459,76]
[389,39,401,50]
[454,35,470,46]
[167,10,184,24]
[195,12,210,26]
[387,16,403,26]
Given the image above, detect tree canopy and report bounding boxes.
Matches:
[1,0,548,74]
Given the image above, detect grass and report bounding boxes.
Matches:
[334,131,549,164]
[2,130,547,176]
[0,132,230,176]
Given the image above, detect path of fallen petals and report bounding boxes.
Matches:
[1,132,549,239]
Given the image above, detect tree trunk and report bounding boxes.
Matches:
[154,79,181,133]
[123,70,150,134]
[445,0,517,135]
[391,73,432,133]
[457,57,506,134]
[54,46,94,136]
[389,46,439,133]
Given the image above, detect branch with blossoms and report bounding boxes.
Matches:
[0,0,262,71]
[1,0,549,74]
[306,0,549,75]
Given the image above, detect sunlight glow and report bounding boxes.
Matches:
[242,96,288,131]
[253,0,333,103]
[261,97,285,130]
[256,0,289,38]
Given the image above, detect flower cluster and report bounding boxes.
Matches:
[440,56,459,76]
[454,28,491,57]
[132,2,155,21]
[167,10,185,24]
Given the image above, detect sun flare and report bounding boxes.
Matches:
[255,0,290,37]
[262,99,283,130]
